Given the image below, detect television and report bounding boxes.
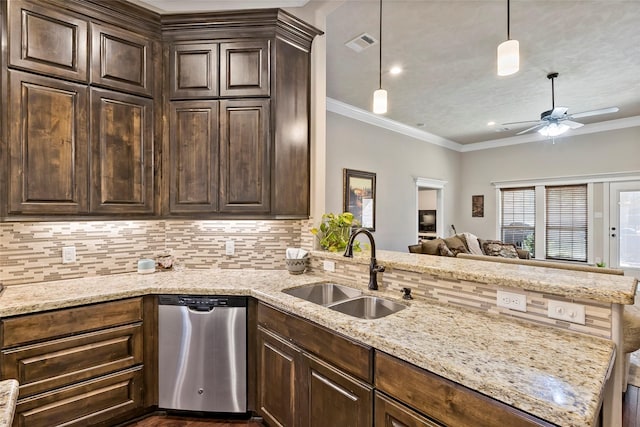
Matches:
[418,210,436,232]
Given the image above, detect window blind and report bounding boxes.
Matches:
[545,184,587,262]
[500,187,535,252]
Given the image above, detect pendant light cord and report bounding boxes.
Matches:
[379,0,383,90]
[506,0,511,40]
[551,76,555,109]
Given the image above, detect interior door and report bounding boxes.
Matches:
[610,181,640,278]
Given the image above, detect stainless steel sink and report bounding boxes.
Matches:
[328,296,406,320]
[282,282,362,306]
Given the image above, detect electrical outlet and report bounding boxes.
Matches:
[323,260,335,272]
[548,300,586,325]
[62,246,76,264]
[225,240,235,256]
[496,290,527,312]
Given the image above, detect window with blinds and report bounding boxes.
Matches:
[500,187,535,252]
[545,184,587,262]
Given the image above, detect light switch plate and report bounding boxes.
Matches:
[62,246,76,264]
[496,290,527,312]
[323,260,335,272]
[548,300,586,325]
[225,240,235,256]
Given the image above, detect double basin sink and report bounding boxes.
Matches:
[283,282,405,319]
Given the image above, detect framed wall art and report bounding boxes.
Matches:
[472,194,484,218]
[343,169,376,230]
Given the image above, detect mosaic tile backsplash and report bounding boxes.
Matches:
[0,220,305,286]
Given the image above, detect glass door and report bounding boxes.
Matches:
[610,181,640,278]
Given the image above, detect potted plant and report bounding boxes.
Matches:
[311,212,361,253]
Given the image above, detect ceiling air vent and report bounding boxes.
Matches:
[345,33,378,52]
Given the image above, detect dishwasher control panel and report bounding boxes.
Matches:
[158,294,246,308]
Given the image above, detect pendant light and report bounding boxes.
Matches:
[497,0,519,76]
[372,0,387,114]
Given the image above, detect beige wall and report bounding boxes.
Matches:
[325,112,461,251]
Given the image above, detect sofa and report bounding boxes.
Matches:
[408,233,530,260]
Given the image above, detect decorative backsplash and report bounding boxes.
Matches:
[308,254,613,340]
[0,220,304,286]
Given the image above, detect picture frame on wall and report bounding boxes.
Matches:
[472,194,484,218]
[343,169,376,230]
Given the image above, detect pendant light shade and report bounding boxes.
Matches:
[373,89,388,114]
[538,122,570,137]
[497,0,519,76]
[372,0,387,114]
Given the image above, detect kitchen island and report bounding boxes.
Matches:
[0,256,634,426]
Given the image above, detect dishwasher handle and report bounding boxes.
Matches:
[188,305,214,312]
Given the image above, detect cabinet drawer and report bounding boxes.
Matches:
[375,352,554,427]
[257,303,372,382]
[14,366,143,427]
[2,323,143,398]
[375,392,442,427]
[1,298,143,348]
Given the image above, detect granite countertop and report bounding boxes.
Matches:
[0,380,19,427]
[0,269,615,427]
[317,249,638,304]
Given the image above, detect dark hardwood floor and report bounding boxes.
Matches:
[126,386,640,427]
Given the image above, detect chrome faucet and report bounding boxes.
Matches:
[343,228,385,290]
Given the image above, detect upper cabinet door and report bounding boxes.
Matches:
[8,71,89,215]
[219,99,270,213]
[90,23,154,97]
[170,43,218,99]
[8,0,88,82]
[90,88,154,214]
[220,41,270,97]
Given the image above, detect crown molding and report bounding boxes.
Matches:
[326,97,463,152]
[326,97,640,153]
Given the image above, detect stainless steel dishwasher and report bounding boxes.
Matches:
[158,295,247,413]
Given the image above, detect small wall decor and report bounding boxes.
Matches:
[472,195,484,218]
[343,169,376,230]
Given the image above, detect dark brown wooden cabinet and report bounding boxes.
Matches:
[220,99,271,213]
[90,22,155,97]
[170,42,219,99]
[7,70,89,215]
[375,392,443,427]
[256,303,373,427]
[8,0,89,82]
[0,297,154,427]
[89,88,155,214]
[169,100,220,213]
[220,40,270,97]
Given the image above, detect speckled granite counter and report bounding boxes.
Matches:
[316,249,638,304]
[0,269,616,427]
[0,380,19,427]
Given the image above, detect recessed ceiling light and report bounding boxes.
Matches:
[487,121,496,126]
[390,66,402,75]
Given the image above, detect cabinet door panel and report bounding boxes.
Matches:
[90,23,153,97]
[220,99,270,213]
[1,324,143,398]
[304,353,372,427]
[90,88,154,214]
[8,0,88,82]
[257,327,301,427]
[375,392,442,427]
[220,41,270,97]
[8,71,88,214]
[170,43,218,99]
[14,366,143,427]
[169,101,219,213]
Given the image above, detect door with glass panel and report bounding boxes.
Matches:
[610,181,640,278]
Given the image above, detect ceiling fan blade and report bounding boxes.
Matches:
[570,107,619,119]
[501,120,541,126]
[516,123,547,135]
[563,120,584,129]
[549,107,568,119]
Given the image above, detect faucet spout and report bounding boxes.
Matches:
[343,228,385,290]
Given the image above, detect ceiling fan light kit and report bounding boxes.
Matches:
[372,0,387,114]
[497,0,519,76]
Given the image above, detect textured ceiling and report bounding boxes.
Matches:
[326,0,640,144]
[126,0,640,146]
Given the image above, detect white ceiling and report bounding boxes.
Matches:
[127,0,640,146]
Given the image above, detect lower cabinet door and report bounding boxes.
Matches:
[303,352,372,427]
[257,327,302,427]
[375,392,443,427]
[13,366,143,427]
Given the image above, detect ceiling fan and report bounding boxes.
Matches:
[502,72,619,137]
